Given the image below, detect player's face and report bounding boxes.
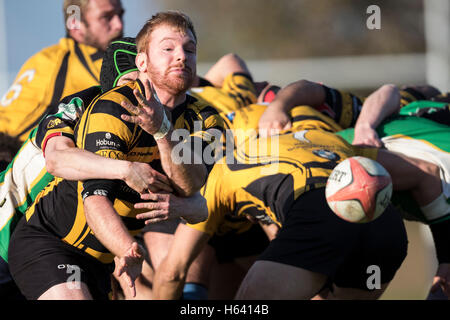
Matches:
[82,0,124,51]
[145,24,197,96]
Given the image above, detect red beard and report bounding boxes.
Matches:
[148,63,195,96]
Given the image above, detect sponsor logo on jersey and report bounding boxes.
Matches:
[312,149,339,160]
[47,118,63,129]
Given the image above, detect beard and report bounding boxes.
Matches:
[147,61,195,96]
[83,28,123,52]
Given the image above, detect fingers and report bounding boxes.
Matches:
[144,79,153,101]
[283,121,292,131]
[140,192,168,201]
[121,99,140,115]
[131,241,144,258]
[135,201,161,212]
[133,89,148,109]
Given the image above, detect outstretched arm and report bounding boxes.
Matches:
[203,53,252,88]
[258,79,326,134]
[84,195,145,298]
[134,191,208,225]
[44,135,173,194]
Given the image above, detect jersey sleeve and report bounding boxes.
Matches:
[181,100,226,173]
[399,87,426,107]
[221,72,257,108]
[35,86,102,154]
[320,85,363,129]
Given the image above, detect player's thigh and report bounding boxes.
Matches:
[9,219,112,300]
[142,219,180,268]
[331,205,407,298]
[38,282,93,300]
[235,260,327,300]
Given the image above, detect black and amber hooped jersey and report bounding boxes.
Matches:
[25,79,224,264]
[188,104,377,236]
[316,85,363,129]
[189,72,257,126]
[0,38,103,141]
[35,86,102,152]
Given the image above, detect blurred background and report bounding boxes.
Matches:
[0,0,448,299]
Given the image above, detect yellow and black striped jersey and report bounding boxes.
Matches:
[316,85,363,129]
[25,79,225,264]
[35,86,102,153]
[188,72,257,128]
[0,38,103,141]
[399,87,428,107]
[188,104,377,236]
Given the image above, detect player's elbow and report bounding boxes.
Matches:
[176,165,208,197]
[380,84,401,110]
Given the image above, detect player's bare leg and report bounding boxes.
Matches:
[235,260,327,299]
[38,282,93,300]
[377,149,442,206]
[143,222,215,299]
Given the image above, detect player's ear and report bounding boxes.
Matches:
[136,52,148,73]
[67,21,87,44]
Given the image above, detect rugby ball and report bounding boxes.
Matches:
[325,156,393,223]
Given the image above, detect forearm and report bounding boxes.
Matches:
[156,134,207,197]
[268,79,326,113]
[84,195,135,258]
[45,141,132,181]
[355,84,401,131]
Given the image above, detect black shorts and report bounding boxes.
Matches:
[8,219,113,300]
[208,223,270,263]
[257,188,408,290]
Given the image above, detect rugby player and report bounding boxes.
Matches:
[149,83,444,300]
[0,38,171,300]
[136,52,259,300]
[338,85,450,299]
[7,11,224,300]
[0,0,124,142]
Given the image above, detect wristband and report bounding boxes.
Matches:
[153,110,172,140]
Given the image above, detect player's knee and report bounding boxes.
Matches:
[160,264,188,284]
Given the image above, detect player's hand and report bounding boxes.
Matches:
[135,192,206,224]
[124,162,173,194]
[353,123,384,147]
[120,79,169,135]
[115,242,145,298]
[430,263,450,299]
[258,107,292,137]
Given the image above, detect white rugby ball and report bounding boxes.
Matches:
[325,156,393,223]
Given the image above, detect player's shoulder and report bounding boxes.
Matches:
[92,81,139,111]
[185,94,222,119]
[17,39,68,72]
